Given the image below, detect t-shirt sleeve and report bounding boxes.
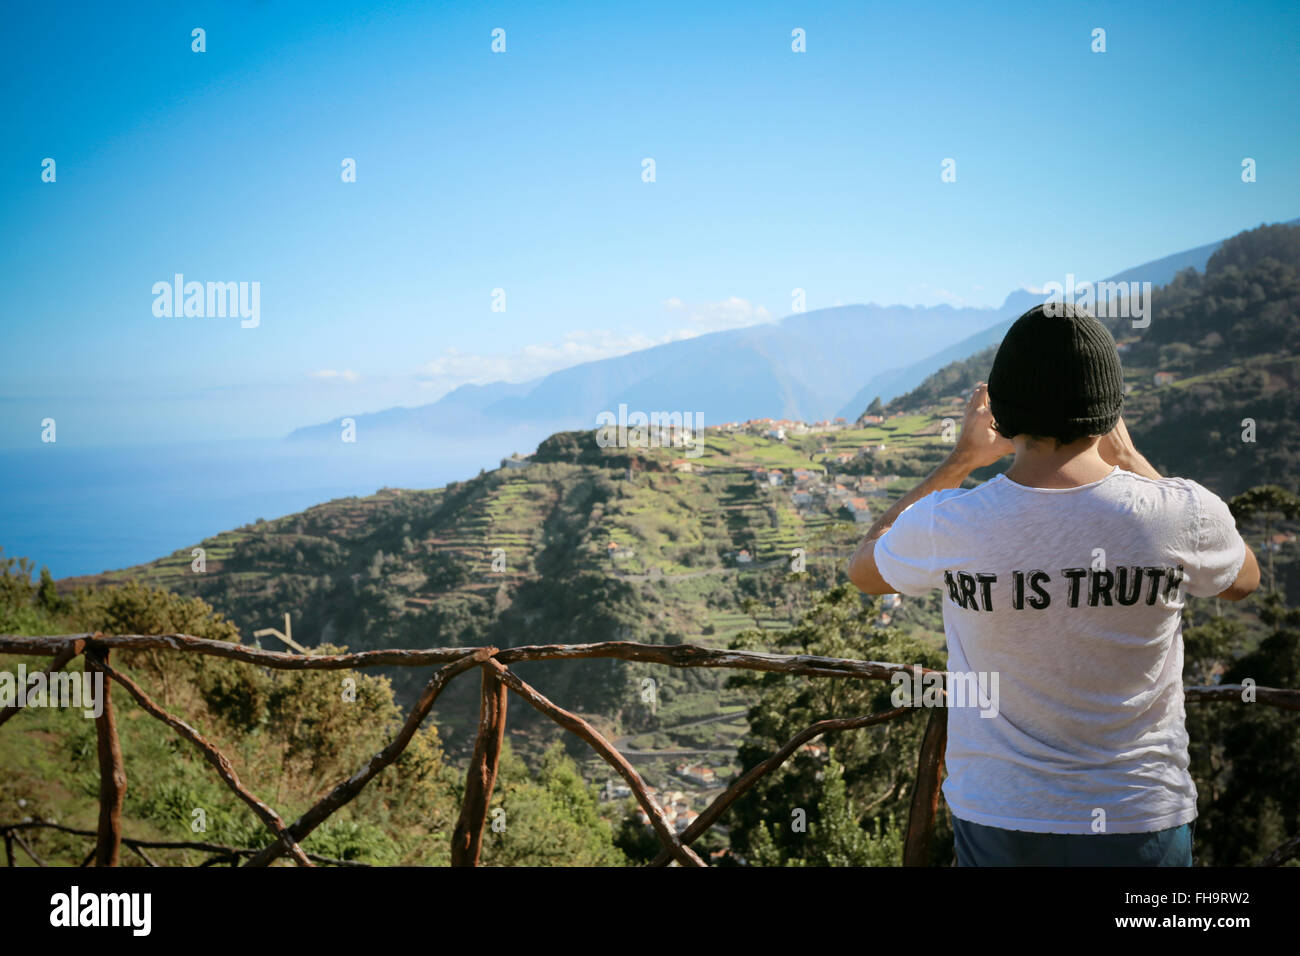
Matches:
[1183,481,1248,597]
[873,492,939,596]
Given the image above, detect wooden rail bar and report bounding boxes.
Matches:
[0,634,942,681]
[0,637,86,728]
[0,633,469,669]
[496,641,939,681]
[0,633,97,656]
[0,821,369,866]
[1185,684,1300,711]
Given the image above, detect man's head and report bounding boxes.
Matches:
[987,302,1124,448]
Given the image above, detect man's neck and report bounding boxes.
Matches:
[1002,440,1115,489]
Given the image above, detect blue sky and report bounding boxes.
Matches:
[2,0,1298,447]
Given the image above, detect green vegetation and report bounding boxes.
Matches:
[726,585,942,865]
[4,223,1298,865]
[0,563,625,866]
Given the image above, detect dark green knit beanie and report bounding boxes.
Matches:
[987,302,1124,443]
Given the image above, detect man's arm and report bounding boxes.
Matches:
[1098,416,1260,600]
[1217,547,1260,601]
[848,383,1013,594]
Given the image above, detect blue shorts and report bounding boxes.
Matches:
[952,816,1195,866]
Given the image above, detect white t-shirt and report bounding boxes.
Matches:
[873,465,1247,834]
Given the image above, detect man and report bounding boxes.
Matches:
[848,303,1259,866]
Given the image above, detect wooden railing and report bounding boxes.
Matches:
[2,632,1299,867]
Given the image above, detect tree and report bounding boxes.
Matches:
[806,754,904,865]
[726,584,945,865]
[0,550,35,611]
[1229,485,1300,593]
[1183,615,1247,686]
[1187,594,1300,864]
[740,596,768,629]
[0,550,44,633]
[477,740,626,866]
[36,567,67,614]
[741,753,907,866]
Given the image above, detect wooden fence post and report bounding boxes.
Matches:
[88,648,125,867]
[903,706,947,867]
[450,665,508,866]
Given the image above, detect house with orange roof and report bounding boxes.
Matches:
[846,497,873,523]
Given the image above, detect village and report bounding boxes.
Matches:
[505,413,920,593]
[504,414,911,525]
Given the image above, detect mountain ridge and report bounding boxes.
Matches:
[834,221,1300,420]
[289,220,1297,456]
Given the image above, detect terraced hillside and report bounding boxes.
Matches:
[60,422,952,794]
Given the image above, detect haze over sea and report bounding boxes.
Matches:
[0,440,493,579]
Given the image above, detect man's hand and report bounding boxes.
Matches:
[850,390,998,593]
[1097,416,1137,466]
[1098,416,1162,478]
[953,382,1014,470]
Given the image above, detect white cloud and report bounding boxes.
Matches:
[668,295,772,332]
[416,329,692,390]
[310,369,361,383]
[414,295,772,395]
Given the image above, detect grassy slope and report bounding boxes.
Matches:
[56,425,951,795]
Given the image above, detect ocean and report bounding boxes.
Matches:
[0,439,495,579]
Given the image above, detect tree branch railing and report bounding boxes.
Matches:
[0,820,369,867]
[1,632,1297,868]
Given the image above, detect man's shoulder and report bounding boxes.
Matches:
[1116,470,1218,507]
[1117,468,1189,489]
[923,479,999,517]
[935,470,1206,514]
[941,475,1010,501]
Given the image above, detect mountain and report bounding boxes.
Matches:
[883,221,1300,496]
[288,304,1013,451]
[833,318,1014,421]
[289,221,1297,457]
[833,223,1298,421]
